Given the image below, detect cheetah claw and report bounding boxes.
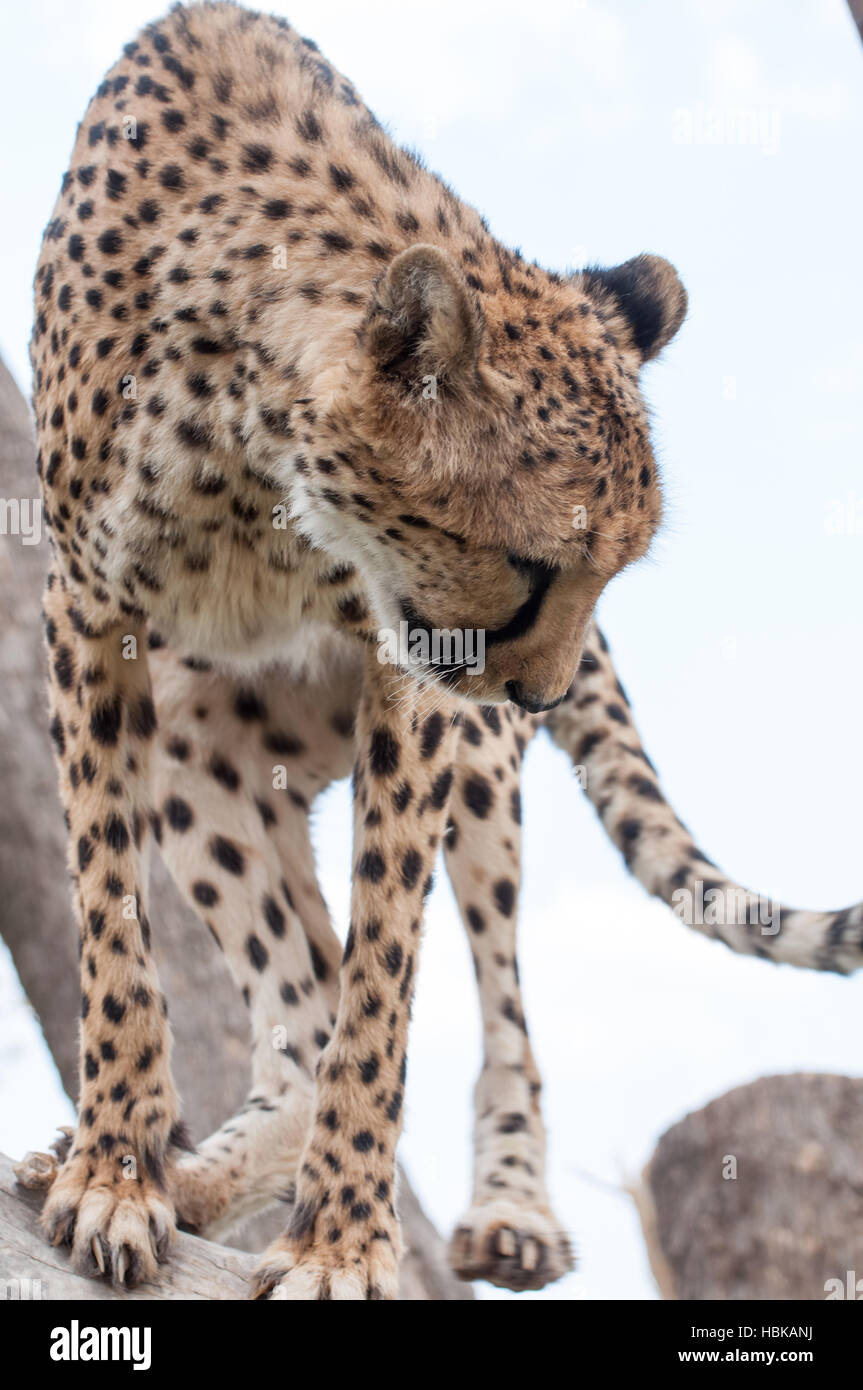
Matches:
[40,1150,176,1288]
[253,1240,399,1301]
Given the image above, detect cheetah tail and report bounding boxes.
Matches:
[543,624,862,974]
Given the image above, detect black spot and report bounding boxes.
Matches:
[576,731,603,761]
[429,767,453,809]
[264,731,305,757]
[102,994,125,1024]
[401,849,422,891]
[209,835,244,875]
[630,775,662,801]
[296,110,322,141]
[234,688,268,721]
[164,797,193,832]
[321,229,353,253]
[130,695,157,739]
[357,850,386,883]
[192,880,219,907]
[420,711,444,760]
[384,942,403,976]
[159,164,185,190]
[480,706,502,735]
[369,728,399,777]
[176,419,212,449]
[209,754,240,791]
[104,814,130,853]
[263,895,286,937]
[53,645,75,691]
[263,198,292,219]
[493,879,516,917]
[618,819,642,864]
[463,775,493,819]
[97,228,123,255]
[498,1113,527,1134]
[329,163,354,190]
[466,906,485,934]
[247,934,269,971]
[90,695,122,746]
[241,143,273,172]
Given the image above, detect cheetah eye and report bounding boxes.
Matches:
[507,554,558,588]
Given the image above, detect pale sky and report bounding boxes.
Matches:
[1,0,862,1300]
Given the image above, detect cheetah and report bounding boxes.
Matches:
[27,1,863,1299]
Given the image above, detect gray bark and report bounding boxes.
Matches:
[637,1072,863,1300]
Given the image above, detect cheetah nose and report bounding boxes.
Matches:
[504,681,566,714]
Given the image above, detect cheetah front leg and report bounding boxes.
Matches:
[445,705,574,1292]
[254,656,460,1300]
[36,578,181,1287]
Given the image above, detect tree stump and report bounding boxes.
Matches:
[636,1073,863,1300]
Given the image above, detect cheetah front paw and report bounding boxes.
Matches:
[252,1236,400,1301]
[449,1198,574,1292]
[40,1147,175,1288]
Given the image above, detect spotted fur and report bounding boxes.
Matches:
[27,1,857,1301]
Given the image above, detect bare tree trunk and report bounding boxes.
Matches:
[0,355,472,1299]
[847,0,863,47]
[635,1073,863,1300]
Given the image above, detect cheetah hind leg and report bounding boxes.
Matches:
[444,705,573,1292]
[14,1127,75,1193]
[148,649,347,1243]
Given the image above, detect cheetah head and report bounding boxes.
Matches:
[294,244,686,709]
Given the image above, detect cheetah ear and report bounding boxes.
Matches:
[363,244,483,392]
[580,254,687,363]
